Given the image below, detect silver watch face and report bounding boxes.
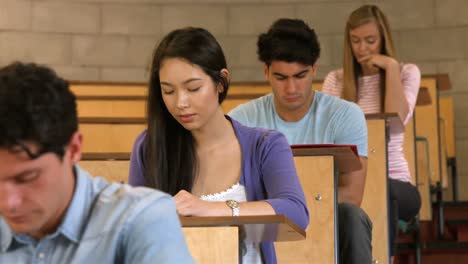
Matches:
[226,200,240,216]
[226,200,239,208]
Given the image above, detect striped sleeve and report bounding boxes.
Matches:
[400,64,421,125]
[322,69,343,97]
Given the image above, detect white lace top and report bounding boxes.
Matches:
[200,183,263,264]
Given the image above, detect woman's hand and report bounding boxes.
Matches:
[174,190,277,217]
[358,54,399,71]
[174,190,212,216]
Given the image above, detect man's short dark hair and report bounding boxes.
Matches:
[257,18,321,66]
[0,62,77,159]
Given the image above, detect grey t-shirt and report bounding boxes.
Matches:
[228,91,368,157]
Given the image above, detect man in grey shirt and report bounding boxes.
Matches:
[229,19,372,264]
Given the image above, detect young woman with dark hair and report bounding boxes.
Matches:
[129,27,308,264]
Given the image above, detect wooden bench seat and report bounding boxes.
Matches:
[74,74,451,233]
[79,160,130,183]
[80,123,145,153]
[78,99,146,119]
[71,83,146,98]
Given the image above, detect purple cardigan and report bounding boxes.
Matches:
[129,117,309,264]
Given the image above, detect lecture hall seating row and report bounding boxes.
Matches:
[75,74,454,263]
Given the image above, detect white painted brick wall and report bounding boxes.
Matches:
[0,0,465,199]
[102,4,161,35]
[0,0,31,30]
[32,2,99,33]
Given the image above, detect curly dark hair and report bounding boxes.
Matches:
[0,62,77,159]
[257,18,321,66]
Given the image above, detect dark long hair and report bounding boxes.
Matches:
[145,27,229,195]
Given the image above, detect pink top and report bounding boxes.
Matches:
[322,64,421,182]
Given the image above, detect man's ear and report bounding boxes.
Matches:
[263,64,270,82]
[66,132,82,164]
[311,64,318,76]
[217,69,230,93]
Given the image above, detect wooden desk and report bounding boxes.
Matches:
[416,87,432,106]
[416,138,432,220]
[80,155,307,264]
[182,215,305,264]
[79,147,357,263]
[276,154,335,263]
[416,76,451,237]
[418,75,451,187]
[439,96,455,159]
[181,215,305,242]
[276,146,361,264]
[71,80,448,260]
[423,74,451,91]
[364,113,396,264]
[292,146,361,172]
[439,118,449,189]
[439,95,458,200]
[409,84,438,221]
[408,118,431,221]
[183,226,238,264]
[416,78,441,186]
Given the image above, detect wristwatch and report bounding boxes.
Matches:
[226,200,240,216]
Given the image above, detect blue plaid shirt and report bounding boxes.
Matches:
[0,166,194,264]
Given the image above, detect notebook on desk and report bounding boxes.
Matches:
[290,144,359,157]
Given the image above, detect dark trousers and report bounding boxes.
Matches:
[338,202,373,264]
[388,178,421,256]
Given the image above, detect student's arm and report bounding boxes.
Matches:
[124,194,195,264]
[360,56,421,125]
[173,128,277,218]
[174,131,309,230]
[128,131,147,186]
[174,189,276,216]
[386,64,421,125]
[334,103,368,207]
[383,59,409,124]
[321,70,342,98]
[338,157,367,206]
[258,131,310,229]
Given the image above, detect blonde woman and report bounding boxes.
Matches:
[322,5,422,260]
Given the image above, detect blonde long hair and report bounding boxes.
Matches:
[343,5,396,109]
